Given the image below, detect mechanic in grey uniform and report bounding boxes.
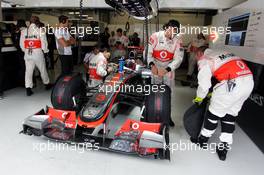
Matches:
[54,15,76,76]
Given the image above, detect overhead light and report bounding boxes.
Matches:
[69,12,80,15]
[105,0,158,20]
[2,0,24,7]
[79,15,88,17]
[1,1,12,7]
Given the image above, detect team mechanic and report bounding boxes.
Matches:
[147,19,184,127]
[88,48,113,87]
[186,33,207,79]
[20,16,52,96]
[192,46,254,161]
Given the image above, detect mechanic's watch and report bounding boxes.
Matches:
[192,97,203,105]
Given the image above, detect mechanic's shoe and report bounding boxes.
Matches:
[190,135,209,148]
[216,142,229,161]
[169,118,175,127]
[45,83,53,90]
[26,88,34,96]
[0,92,4,100]
[190,137,198,143]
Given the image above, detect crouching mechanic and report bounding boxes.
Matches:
[192,46,254,161]
[88,48,113,87]
[147,19,184,127]
[20,16,52,96]
[84,46,99,82]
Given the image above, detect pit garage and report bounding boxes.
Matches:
[0,1,264,175]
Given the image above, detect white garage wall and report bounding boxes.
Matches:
[211,0,264,64]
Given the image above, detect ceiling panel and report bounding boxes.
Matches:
[2,0,248,9]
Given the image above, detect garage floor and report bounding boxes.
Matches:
[0,79,263,175]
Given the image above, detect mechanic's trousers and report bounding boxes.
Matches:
[25,57,50,88]
[200,75,254,144]
[187,52,196,76]
[201,112,236,145]
[59,55,73,76]
[151,71,175,88]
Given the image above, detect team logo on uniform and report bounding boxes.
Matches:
[236,60,246,69]
[28,41,34,47]
[160,50,168,59]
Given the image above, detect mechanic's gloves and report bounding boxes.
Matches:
[193,97,203,105]
[207,92,212,98]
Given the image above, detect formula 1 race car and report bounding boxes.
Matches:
[21,67,171,160]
